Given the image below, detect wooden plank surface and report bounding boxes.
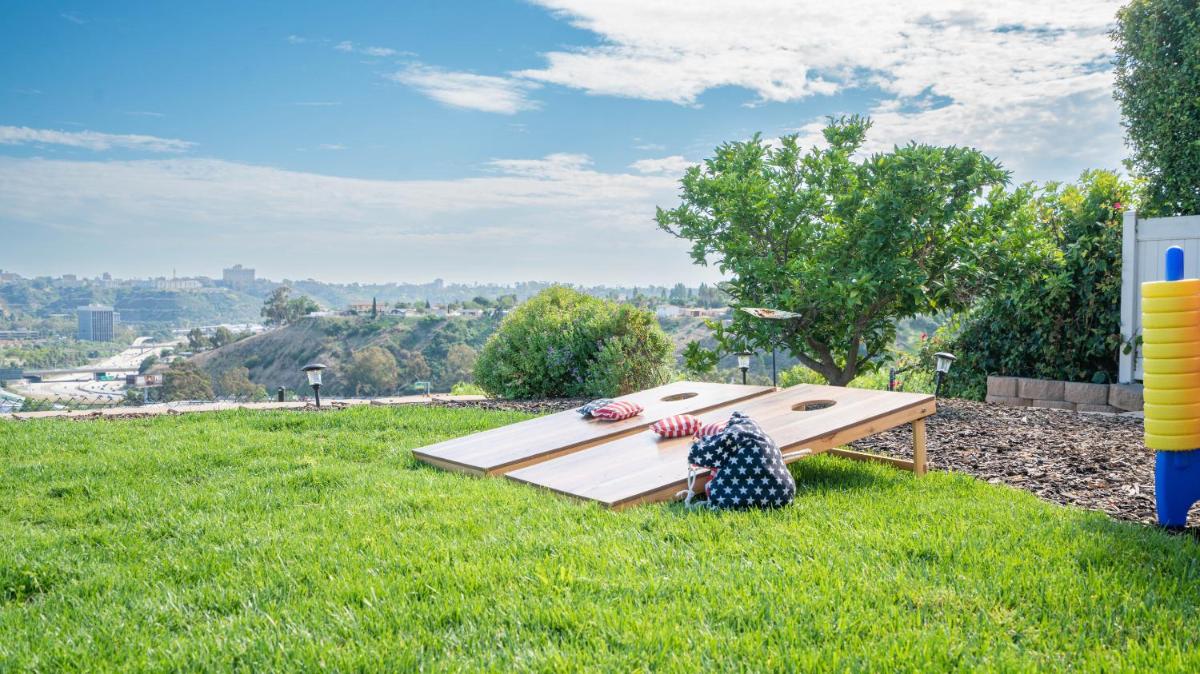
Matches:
[412,381,773,475]
[505,384,935,509]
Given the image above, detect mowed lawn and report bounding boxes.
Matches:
[2,407,1200,672]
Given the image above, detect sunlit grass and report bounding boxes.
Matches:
[2,406,1198,671]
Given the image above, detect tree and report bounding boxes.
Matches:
[214,366,263,399]
[261,286,291,325]
[161,360,213,401]
[1112,0,1200,216]
[138,354,158,374]
[656,116,1033,385]
[211,326,235,349]
[395,349,431,385]
[345,346,400,396]
[474,286,673,398]
[371,297,378,319]
[445,343,477,384]
[286,296,319,323]
[186,328,209,351]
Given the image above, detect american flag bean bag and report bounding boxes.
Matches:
[695,420,728,438]
[650,414,702,438]
[590,400,644,421]
[577,398,615,417]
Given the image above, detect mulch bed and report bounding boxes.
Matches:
[429,398,587,415]
[848,399,1163,525]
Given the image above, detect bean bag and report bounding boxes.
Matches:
[577,399,615,417]
[591,400,644,421]
[650,414,702,438]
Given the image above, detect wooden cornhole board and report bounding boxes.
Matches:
[506,384,935,509]
[412,381,772,476]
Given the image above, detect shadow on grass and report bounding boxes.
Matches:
[789,454,909,495]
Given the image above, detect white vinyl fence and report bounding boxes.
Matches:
[1120,210,1200,383]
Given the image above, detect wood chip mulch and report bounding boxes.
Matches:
[848,399,1163,525]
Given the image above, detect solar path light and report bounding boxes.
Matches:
[736,351,752,385]
[302,363,326,408]
[933,352,956,397]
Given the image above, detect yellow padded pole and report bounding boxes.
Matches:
[1142,278,1200,450]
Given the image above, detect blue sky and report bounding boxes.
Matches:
[1,1,1126,285]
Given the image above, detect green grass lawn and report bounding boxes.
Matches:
[2,407,1200,672]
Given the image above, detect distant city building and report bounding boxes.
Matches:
[0,270,20,283]
[222,264,256,288]
[77,305,117,342]
[152,278,202,291]
[61,274,77,282]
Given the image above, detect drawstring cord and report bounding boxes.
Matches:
[676,465,708,509]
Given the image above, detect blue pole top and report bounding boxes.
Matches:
[1166,246,1185,282]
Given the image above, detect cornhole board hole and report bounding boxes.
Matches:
[506,384,935,510]
[412,381,773,476]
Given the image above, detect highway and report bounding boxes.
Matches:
[8,337,175,405]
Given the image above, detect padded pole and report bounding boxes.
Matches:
[1145,245,1200,526]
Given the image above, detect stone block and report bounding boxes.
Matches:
[1064,381,1110,405]
[1108,383,1144,412]
[985,394,1031,407]
[1018,378,1065,401]
[987,376,1019,397]
[1031,399,1075,411]
[1076,403,1122,414]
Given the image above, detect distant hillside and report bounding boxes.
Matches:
[190,315,501,395]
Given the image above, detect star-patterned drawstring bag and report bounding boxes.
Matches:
[684,411,796,509]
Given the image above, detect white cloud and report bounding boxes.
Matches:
[317,143,347,151]
[334,40,405,58]
[0,126,195,153]
[515,0,1125,179]
[629,155,693,175]
[388,64,540,114]
[0,154,707,284]
[362,46,397,57]
[59,11,87,24]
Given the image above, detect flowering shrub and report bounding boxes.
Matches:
[939,171,1134,399]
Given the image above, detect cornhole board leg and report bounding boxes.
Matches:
[826,417,927,475]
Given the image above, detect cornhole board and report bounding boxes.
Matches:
[412,381,773,476]
[506,384,935,509]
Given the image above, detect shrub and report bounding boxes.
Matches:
[162,360,214,401]
[474,287,673,398]
[450,382,487,396]
[344,346,400,397]
[941,171,1134,399]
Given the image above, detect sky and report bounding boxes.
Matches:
[1,0,1127,285]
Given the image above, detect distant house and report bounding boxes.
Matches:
[656,305,682,319]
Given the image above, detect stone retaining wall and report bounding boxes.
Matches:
[985,376,1143,414]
